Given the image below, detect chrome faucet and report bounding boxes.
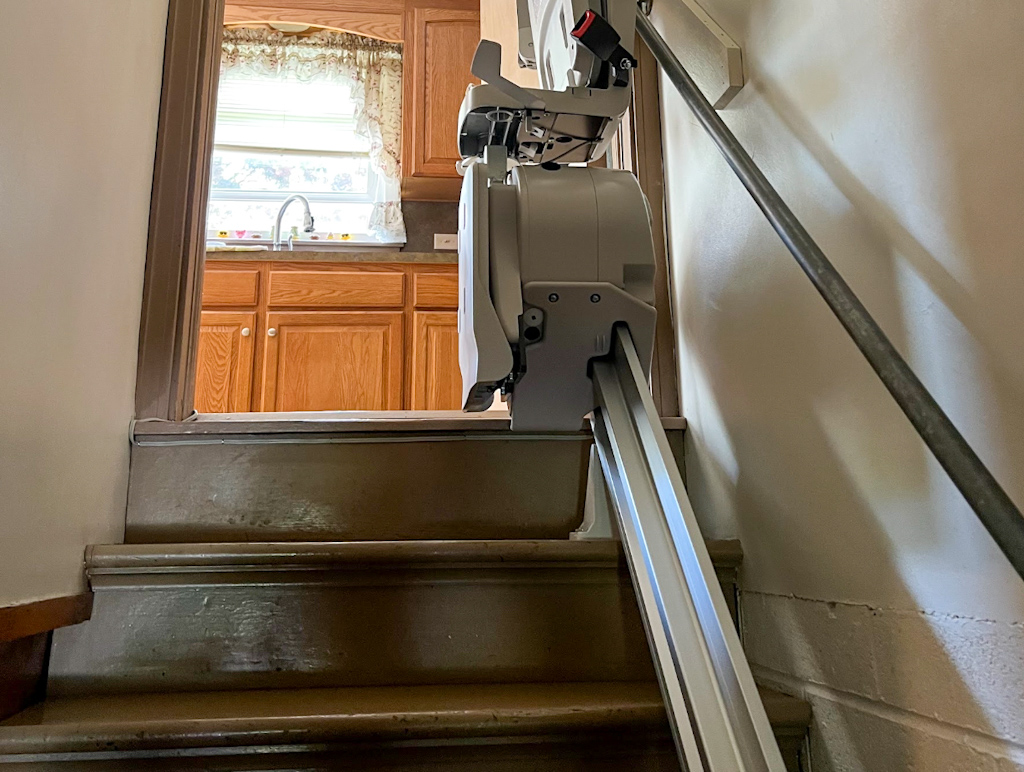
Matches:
[273,195,314,250]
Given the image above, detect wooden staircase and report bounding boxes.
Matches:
[0,416,811,770]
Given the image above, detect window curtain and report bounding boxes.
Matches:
[221,28,406,241]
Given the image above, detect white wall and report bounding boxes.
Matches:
[0,1,168,607]
[657,0,1024,768]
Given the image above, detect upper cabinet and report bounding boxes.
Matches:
[402,2,480,201]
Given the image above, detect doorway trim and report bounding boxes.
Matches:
[134,1,680,421]
[611,35,681,418]
[136,0,225,420]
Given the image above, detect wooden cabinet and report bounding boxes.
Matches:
[262,311,404,411]
[268,269,406,308]
[201,267,260,307]
[195,260,461,412]
[412,311,461,409]
[410,265,461,409]
[194,311,256,413]
[480,0,539,89]
[402,2,481,201]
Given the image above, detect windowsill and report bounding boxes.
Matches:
[208,238,405,252]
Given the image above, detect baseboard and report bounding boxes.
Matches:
[0,592,93,642]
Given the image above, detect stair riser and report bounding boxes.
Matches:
[48,568,654,696]
[126,438,591,542]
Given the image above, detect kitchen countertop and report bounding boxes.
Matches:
[206,250,457,264]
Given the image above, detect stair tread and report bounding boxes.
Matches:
[0,683,806,756]
[0,682,662,754]
[132,411,520,441]
[86,539,742,574]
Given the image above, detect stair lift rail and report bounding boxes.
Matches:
[592,326,785,772]
[635,11,1024,580]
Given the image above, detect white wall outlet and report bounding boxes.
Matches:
[434,233,458,250]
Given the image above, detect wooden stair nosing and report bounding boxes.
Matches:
[0,683,665,756]
[131,413,685,443]
[0,683,806,758]
[86,539,743,578]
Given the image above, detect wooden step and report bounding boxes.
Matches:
[0,682,809,770]
[48,540,739,699]
[48,540,659,697]
[128,417,590,543]
[126,416,686,543]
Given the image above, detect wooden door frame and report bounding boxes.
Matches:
[136,0,224,420]
[610,35,681,418]
[134,1,679,421]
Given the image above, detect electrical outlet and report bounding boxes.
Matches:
[434,233,458,250]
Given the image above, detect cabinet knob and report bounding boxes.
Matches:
[268,328,277,337]
[240,327,251,337]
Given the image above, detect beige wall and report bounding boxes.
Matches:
[0,1,168,607]
[656,0,1024,768]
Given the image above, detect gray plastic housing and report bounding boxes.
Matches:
[458,157,658,430]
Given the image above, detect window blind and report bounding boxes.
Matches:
[214,71,370,155]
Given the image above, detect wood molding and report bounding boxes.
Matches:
[630,35,680,418]
[135,0,225,420]
[405,0,480,10]
[401,176,463,201]
[223,5,403,42]
[0,593,93,642]
[231,0,405,13]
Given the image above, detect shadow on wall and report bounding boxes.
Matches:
[660,0,1024,767]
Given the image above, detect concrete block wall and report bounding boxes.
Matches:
[743,593,1024,769]
[656,0,1024,767]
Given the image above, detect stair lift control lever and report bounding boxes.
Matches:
[455,0,657,431]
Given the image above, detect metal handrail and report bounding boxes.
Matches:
[636,11,1024,580]
[592,327,786,771]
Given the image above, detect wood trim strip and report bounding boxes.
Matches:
[631,35,681,418]
[223,5,403,42]
[230,0,405,13]
[0,593,93,643]
[88,540,625,574]
[135,0,226,420]
[401,176,463,202]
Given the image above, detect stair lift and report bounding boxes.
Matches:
[455,2,790,770]
[456,0,656,432]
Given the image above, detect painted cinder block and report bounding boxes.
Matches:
[871,609,1024,746]
[807,696,1003,772]
[741,591,878,700]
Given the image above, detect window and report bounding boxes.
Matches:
[206,69,391,243]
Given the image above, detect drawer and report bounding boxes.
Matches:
[268,270,405,308]
[201,268,260,307]
[413,271,459,308]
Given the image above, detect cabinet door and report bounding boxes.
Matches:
[480,0,539,89]
[194,311,256,413]
[262,312,404,411]
[403,5,480,199]
[411,311,462,410]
